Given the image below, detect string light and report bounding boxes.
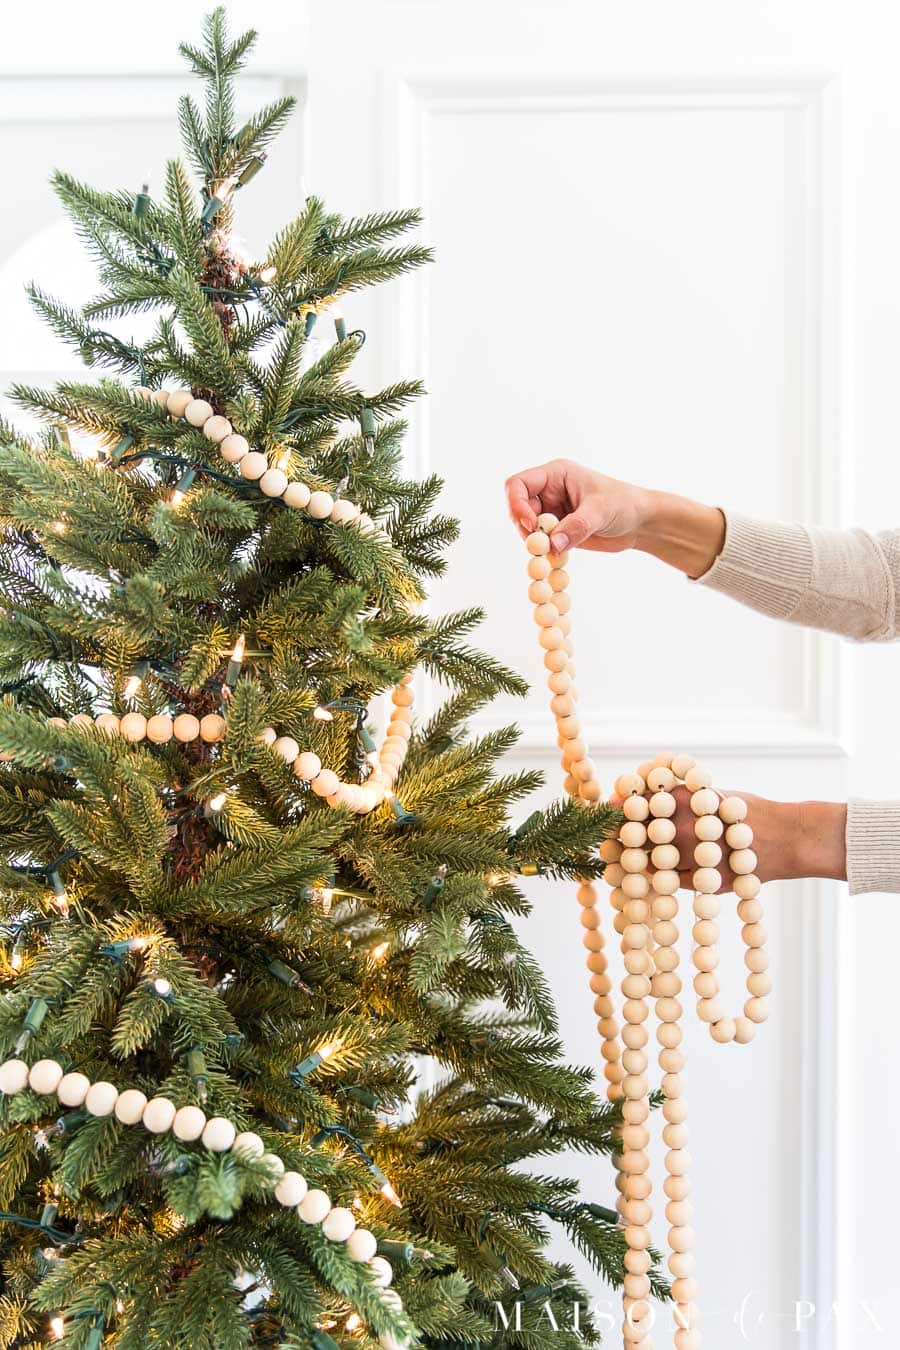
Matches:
[208,791,228,813]
[344,1314,362,1333]
[316,886,333,914]
[201,176,237,223]
[50,520,66,535]
[48,872,69,917]
[169,466,196,508]
[369,941,389,964]
[151,977,173,1003]
[313,705,334,721]
[224,634,245,689]
[257,264,277,284]
[290,1038,342,1080]
[133,179,151,218]
[378,1178,402,1208]
[359,406,376,455]
[332,303,347,342]
[50,1316,64,1340]
[15,997,49,1055]
[99,935,150,960]
[123,659,150,700]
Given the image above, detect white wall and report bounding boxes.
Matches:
[2,3,899,1346]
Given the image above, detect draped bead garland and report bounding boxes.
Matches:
[524,514,770,1350]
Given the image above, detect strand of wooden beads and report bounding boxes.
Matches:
[4,682,415,818]
[523,516,770,1350]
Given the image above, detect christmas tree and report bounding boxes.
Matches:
[0,12,660,1347]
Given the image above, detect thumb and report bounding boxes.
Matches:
[551,507,596,553]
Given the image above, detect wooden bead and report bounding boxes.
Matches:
[143,1096,176,1133]
[203,414,232,443]
[273,736,300,762]
[689,788,719,816]
[307,490,334,519]
[119,711,147,741]
[171,713,199,742]
[146,714,174,743]
[527,555,551,579]
[651,870,680,896]
[730,848,758,875]
[671,753,697,779]
[693,894,719,921]
[623,795,650,822]
[29,1059,64,1094]
[173,1105,207,1141]
[621,873,650,899]
[166,389,193,417]
[737,898,763,923]
[311,769,340,797]
[651,844,680,871]
[734,873,761,900]
[719,794,748,824]
[741,922,768,948]
[693,867,721,894]
[725,822,754,850]
[745,948,769,973]
[200,713,227,743]
[694,813,723,841]
[95,713,120,736]
[621,848,649,874]
[260,468,289,498]
[543,649,568,672]
[647,766,675,792]
[615,773,646,796]
[539,627,566,651]
[693,920,719,947]
[293,752,322,781]
[526,532,551,555]
[184,398,213,426]
[202,1116,236,1151]
[747,972,772,997]
[684,766,712,792]
[711,1017,737,1044]
[529,580,553,604]
[0,1060,29,1095]
[646,818,676,847]
[744,994,769,1022]
[735,1017,756,1044]
[240,451,269,480]
[649,791,676,818]
[693,841,721,868]
[220,433,250,462]
[114,1088,148,1124]
[619,821,647,848]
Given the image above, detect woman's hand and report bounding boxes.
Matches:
[610,787,848,889]
[505,458,726,579]
[505,460,650,555]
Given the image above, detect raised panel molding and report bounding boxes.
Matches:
[381,72,850,760]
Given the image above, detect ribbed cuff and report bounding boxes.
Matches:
[846,798,900,895]
[693,511,814,622]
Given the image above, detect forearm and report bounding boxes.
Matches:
[634,489,726,580]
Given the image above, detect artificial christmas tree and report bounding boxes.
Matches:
[0,12,661,1347]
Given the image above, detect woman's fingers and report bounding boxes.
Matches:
[505,467,550,533]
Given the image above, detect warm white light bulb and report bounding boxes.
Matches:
[380,1179,402,1208]
[169,488,186,509]
[258,264,277,283]
[124,674,143,699]
[208,792,227,813]
[50,1317,64,1340]
[152,977,172,996]
[370,941,389,963]
[345,1313,362,1333]
[313,706,334,721]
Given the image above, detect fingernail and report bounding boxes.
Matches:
[551,532,569,552]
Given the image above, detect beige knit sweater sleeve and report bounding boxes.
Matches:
[694,510,900,895]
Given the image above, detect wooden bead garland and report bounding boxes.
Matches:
[4,679,415,817]
[524,515,770,1350]
[0,1057,407,1349]
[131,385,389,543]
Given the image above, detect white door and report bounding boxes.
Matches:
[1,4,897,1347]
